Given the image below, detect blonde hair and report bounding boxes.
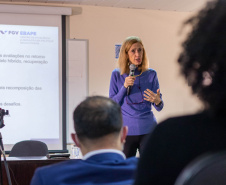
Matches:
[118,36,149,75]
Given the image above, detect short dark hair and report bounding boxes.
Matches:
[73,96,122,140]
[178,0,226,116]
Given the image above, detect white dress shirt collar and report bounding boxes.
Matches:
[83,149,126,160]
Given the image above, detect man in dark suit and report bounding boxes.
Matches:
[30,96,138,185]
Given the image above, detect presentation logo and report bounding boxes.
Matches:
[0,30,8,34]
[0,30,19,35]
[20,31,36,36]
[0,30,36,35]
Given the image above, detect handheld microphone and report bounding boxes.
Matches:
[127,64,136,95]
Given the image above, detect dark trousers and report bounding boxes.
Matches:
[123,134,149,158]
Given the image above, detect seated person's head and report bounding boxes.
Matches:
[178,0,226,116]
[71,96,128,155]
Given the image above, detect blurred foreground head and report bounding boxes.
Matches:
[178,0,226,116]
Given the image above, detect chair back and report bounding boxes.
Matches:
[9,140,48,157]
[174,151,226,185]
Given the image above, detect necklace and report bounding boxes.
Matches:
[133,71,143,77]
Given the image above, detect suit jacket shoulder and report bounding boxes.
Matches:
[31,153,138,185]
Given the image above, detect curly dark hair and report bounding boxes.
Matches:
[178,0,226,116]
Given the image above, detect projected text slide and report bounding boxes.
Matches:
[0,25,59,144]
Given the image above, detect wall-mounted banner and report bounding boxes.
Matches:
[115,44,121,60]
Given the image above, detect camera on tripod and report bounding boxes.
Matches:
[0,108,9,129]
[0,108,9,117]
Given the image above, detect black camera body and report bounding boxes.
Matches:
[0,109,9,116]
[0,108,9,128]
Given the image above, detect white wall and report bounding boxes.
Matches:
[69,5,203,123]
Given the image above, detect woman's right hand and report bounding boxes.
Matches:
[124,76,136,88]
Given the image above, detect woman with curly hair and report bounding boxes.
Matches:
[134,0,226,184]
[109,36,164,158]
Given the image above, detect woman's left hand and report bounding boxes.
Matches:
[144,89,162,105]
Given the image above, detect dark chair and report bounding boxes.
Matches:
[9,140,48,157]
[174,151,226,185]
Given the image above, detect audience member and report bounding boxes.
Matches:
[30,96,138,185]
[134,0,226,184]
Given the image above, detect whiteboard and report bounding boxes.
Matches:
[66,39,88,143]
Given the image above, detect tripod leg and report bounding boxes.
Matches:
[0,148,3,185]
[0,133,12,185]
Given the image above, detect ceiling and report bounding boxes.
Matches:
[0,0,210,12]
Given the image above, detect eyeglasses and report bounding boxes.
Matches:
[126,77,144,105]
